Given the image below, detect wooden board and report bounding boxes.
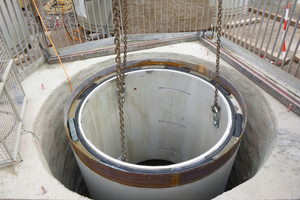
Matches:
[226,18,261,29]
[14,53,30,65]
[223,31,290,65]
[295,53,300,63]
[249,7,300,28]
[19,0,29,9]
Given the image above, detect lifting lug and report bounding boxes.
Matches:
[212,105,221,128]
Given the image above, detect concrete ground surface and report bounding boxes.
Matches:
[0,41,299,199]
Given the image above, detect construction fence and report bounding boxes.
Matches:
[221,0,300,78]
[0,34,25,166]
[0,0,299,78]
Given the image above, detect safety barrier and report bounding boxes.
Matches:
[0,34,26,166]
[0,0,299,78]
[221,0,300,78]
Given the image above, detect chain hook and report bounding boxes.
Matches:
[212,0,222,128]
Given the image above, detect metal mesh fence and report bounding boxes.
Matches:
[5,71,25,116]
[0,142,11,163]
[36,0,300,79]
[0,0,298,79]
[0,35,11,76]
[0,29,25,166]
[0,90,21,162]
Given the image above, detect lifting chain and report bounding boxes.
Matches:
[113,0,127,162]
[212,0,222,128]
[122,0,128,80]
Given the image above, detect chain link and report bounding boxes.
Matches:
[114,0,221,158]
[113,0,127,162]
[213,0,222,111]
[122,0,128,80]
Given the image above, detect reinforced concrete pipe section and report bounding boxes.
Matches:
[64,59,247,200]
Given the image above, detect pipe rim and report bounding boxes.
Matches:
[76,68,235,172]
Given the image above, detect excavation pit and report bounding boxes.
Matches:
[64,59,247,199]
[33,53,277,199]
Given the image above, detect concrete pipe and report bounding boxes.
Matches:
[64,59,247,199]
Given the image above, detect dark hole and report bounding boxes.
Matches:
[136,159,175,166]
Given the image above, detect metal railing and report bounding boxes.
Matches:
[221,0,300,78]
[1,0,299,78]
[37,0,300,78]
[0,0,45,72]
[0,33,26,166]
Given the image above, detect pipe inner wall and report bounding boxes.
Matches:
[78,69,232,169]
[64,60,247,199]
